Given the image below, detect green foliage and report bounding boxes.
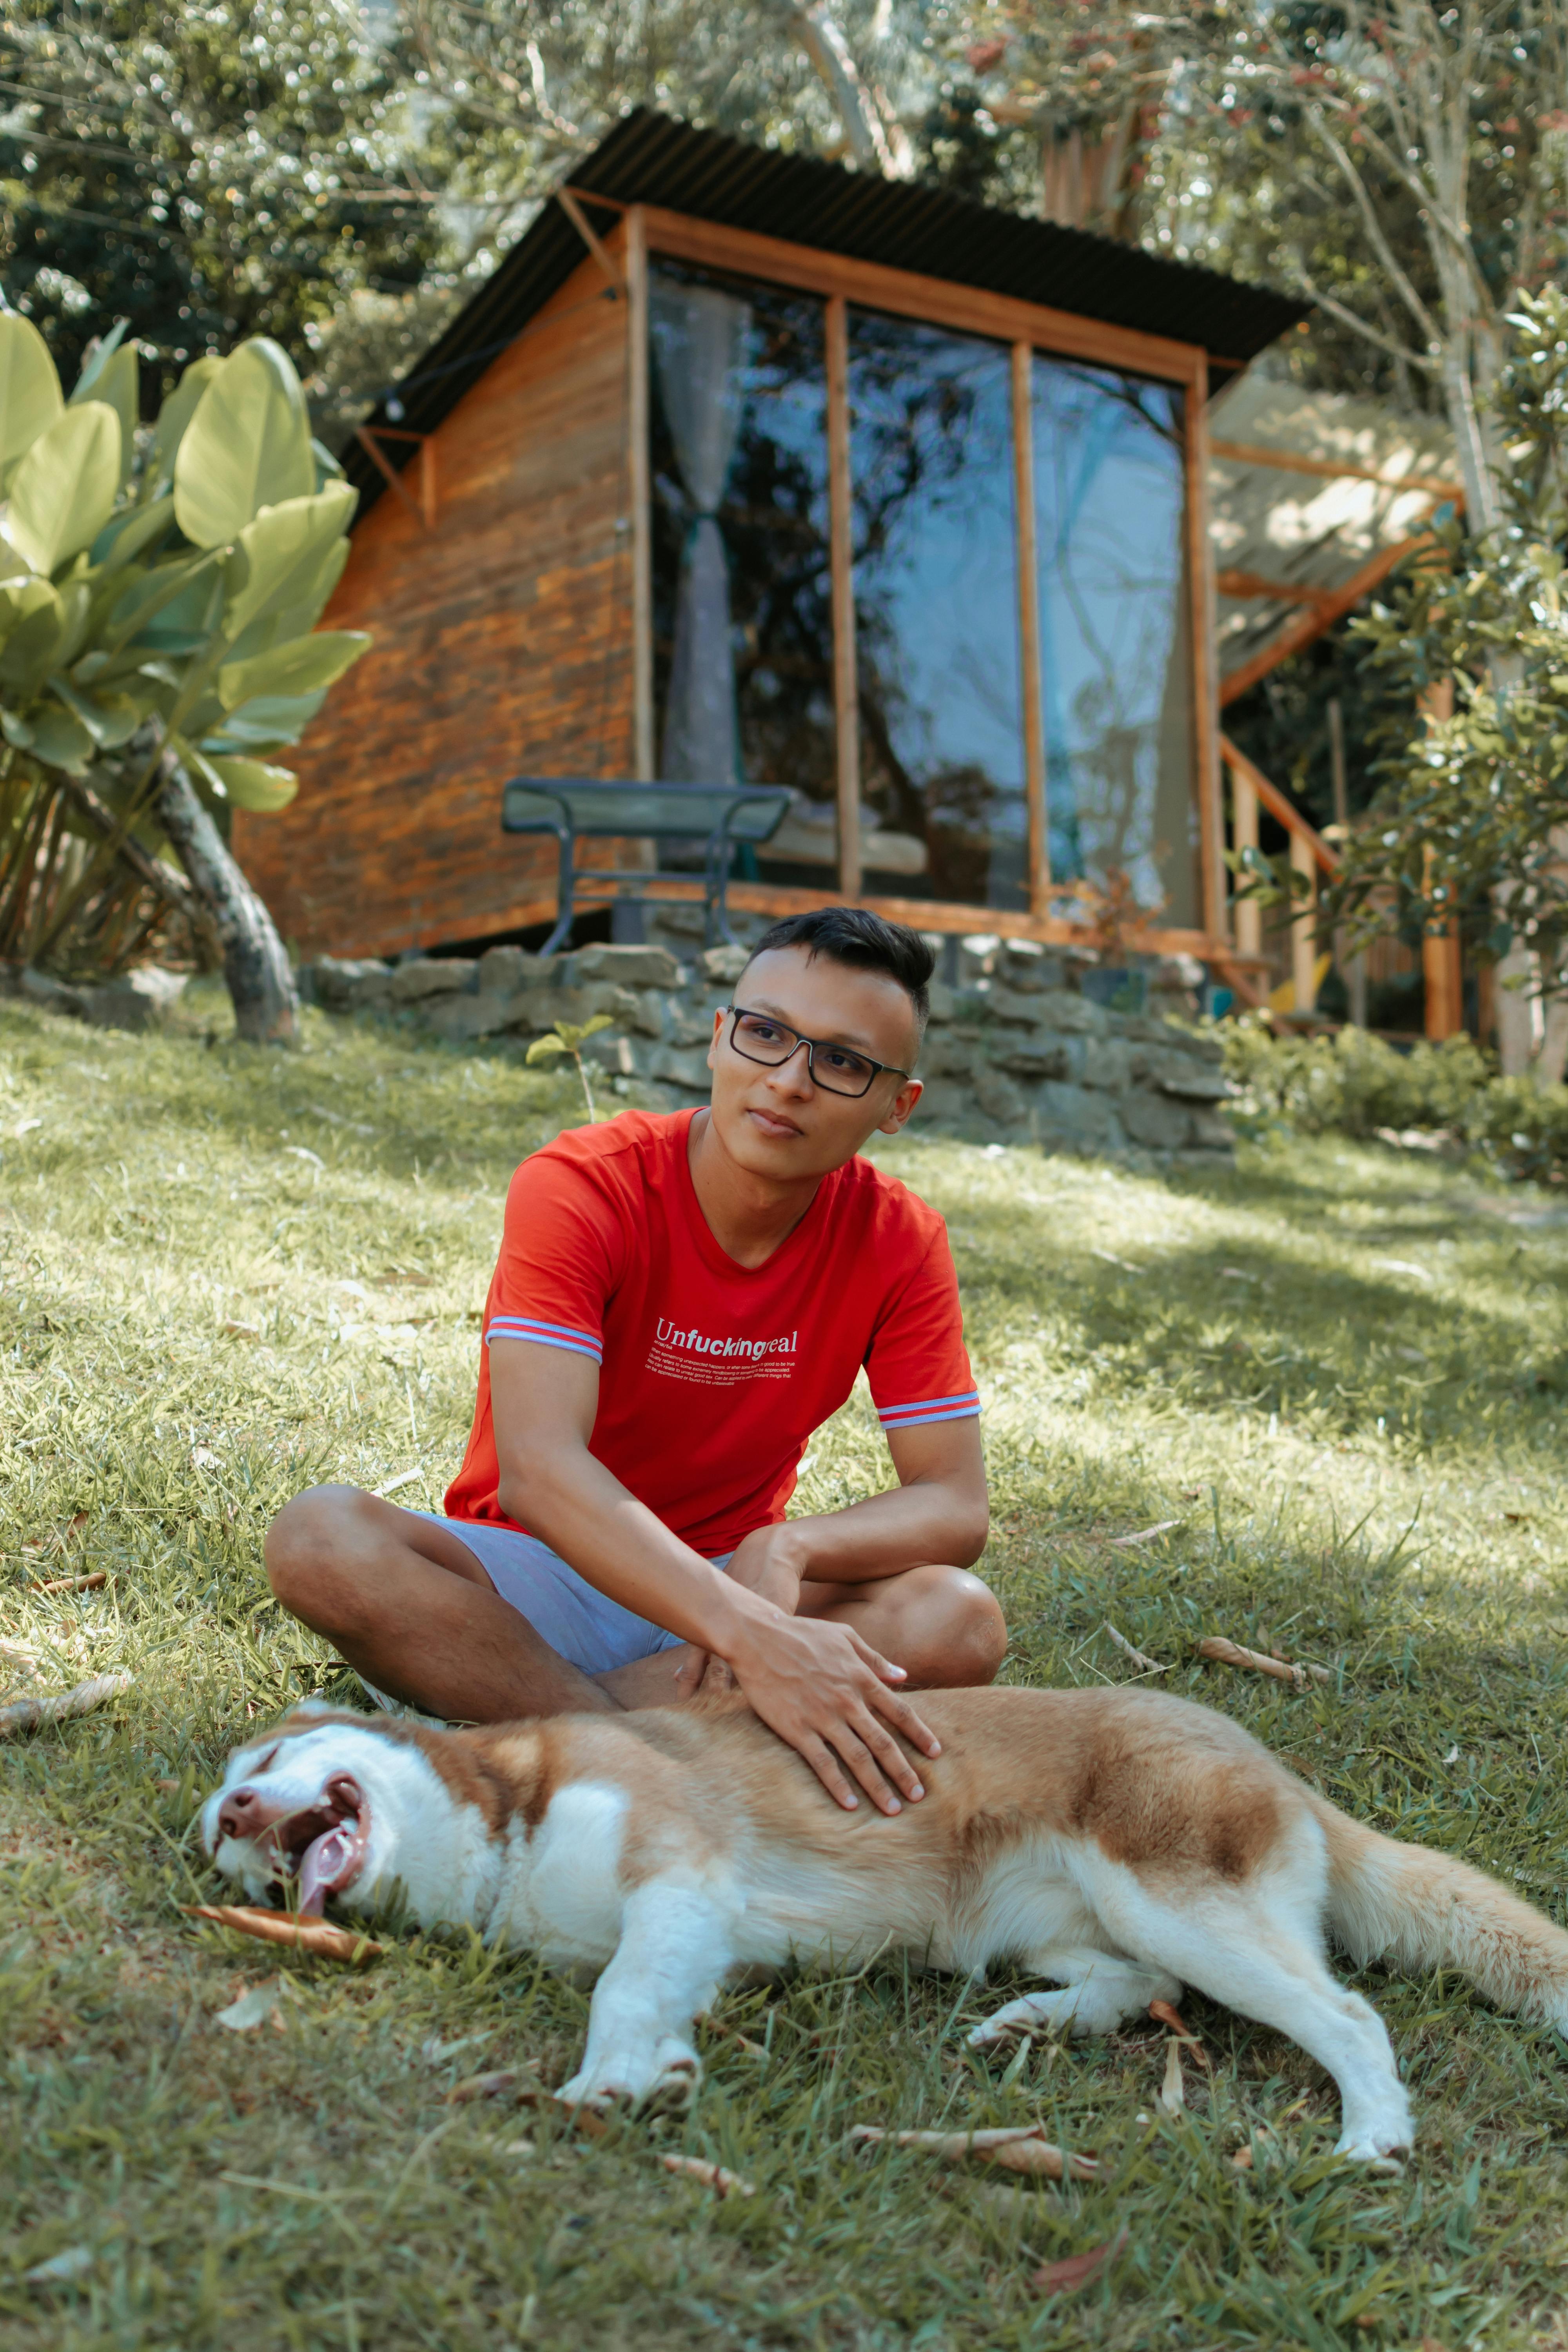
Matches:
[1219,1017,1568,1185]
[0,324,367,972]
[524,1012,617,1122]
[1331,290,1568,990]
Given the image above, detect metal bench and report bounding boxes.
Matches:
[501,777,793,955]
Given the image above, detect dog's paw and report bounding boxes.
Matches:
[557,2037,702,2117]
[1332,2117,1411,2169]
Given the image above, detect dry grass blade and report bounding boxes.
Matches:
[28,1568,109,1595]
[182,1904,383,1963]
[446,2068,546,2105]
[659,2154,756,2198]
[1103,1622,1168,1674]
[1159,2037,1185,2115]
[1147,1998,1210,2068]
[0,1669,131,1737]
[1031,2223,1129,2296]
[1108,1520,1181,1548]
[1196,1635,1333,1689]
[849,2124,1098,2180]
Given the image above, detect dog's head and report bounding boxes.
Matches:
[200,1704,461,1917]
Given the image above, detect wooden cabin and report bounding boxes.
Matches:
[238,110,1307,967]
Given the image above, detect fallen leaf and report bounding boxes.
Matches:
[848,2124,1097,2180]
[215,1980,286,2033]
[1231,2145,1253,2169]
[1103,1622,1168,1675]
[1148,1998,1210,2069]
[183,1904,383,1963]
[422,2031,495,2067]
[28,1568,109,1595]
[1442,1743,1461,1765]
[659,2154,756,2198]
[191,1446,221,1470]
[1502,1511,1530,1524]
[24,2245,93,2285]
[1160,2038,1185,2115]
[1196,1635,1333,1689]
[1031,2224,1128,2295]
[154,1777,181,1795]
[222,1321,260,1341]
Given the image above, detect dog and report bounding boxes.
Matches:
[201,1683,1568,2160]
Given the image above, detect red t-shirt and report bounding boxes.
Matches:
[445,1108,978,1555]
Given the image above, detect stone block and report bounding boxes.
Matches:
[698,942,750,985]
[573,942,685,989]
[983,982,1059,1027]
[920,1030,984,1080]
[1188,1107,1236,1151]
[991,1033,1072,1081]
[1120,1088,1194,1149]
[20,967,86,1018]
[1036,1080,1120,1147]
[1081,1038,1134,1090]
[996,939,1063,993]
[924,978,956,1025]
[973,1065,1028,1126]
[913,1077,978,1124]
[647,1044,712,1092]
[584,1031,641,1077]
[387,958,475,1004]
[505,984,628,1038]
[477,945,550,996]
[1154,1064,1237,1103]
[422,990,526,1043]
[305,956,391,1011]
[614,989,668,1039]
[83,966,187,1032]
[1030,987,1104,1035]
[667,1001,716,1049]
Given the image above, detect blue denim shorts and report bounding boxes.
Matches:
[415,1513,734,1679]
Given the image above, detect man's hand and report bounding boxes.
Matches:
[721,1602,940,1816]
[677,1524,804,1699]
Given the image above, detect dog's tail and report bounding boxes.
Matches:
[1312,1795,1568,2026]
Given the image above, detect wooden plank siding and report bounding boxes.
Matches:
[234,255,636,958]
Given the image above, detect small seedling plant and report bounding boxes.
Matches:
[524,1012,617,1121]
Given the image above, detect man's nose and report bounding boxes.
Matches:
[765,1039,815,1095]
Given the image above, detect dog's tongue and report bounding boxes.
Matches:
[298,1822,359,1917]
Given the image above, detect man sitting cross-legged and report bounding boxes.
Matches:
[265,906,1004,1817]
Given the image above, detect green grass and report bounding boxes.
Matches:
[3,985,1568,2350]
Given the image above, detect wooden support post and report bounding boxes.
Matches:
[1229,757,1261,958]
[1186,354,1227,943]
[1417,680,1462,1040]
[626,207,654,782]
[826,293,861,902]
[1327,695,1366,1025]
[1011,340,1049,911]
[1290,829,1318,1015]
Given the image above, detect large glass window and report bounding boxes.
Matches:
[848,312,1024,908]
[649,262,835,806]
[1032,359,1196,927]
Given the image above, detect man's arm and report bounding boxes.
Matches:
[487,1339,940,1815]
[757,1418,988,1585]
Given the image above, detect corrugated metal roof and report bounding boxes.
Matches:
[344,108,1308,511]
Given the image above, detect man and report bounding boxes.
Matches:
[266,907,1004,1817]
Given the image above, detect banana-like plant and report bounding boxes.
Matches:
[0,318,369,1042]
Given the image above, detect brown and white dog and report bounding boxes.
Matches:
[201,1685,1568,2160]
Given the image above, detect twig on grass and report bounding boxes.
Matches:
[1108,1521,1182,1548]
[183,1904,383,1963]
[0,1670,131,1737]
[848,2124,1098,2180]
[1196,1635,1334,1690]
[28,1569,109,1595]
[1103,1624,1169,1675]
[660,2154,756,2198]
[1159,2038,1185,2115]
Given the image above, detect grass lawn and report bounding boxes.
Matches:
[2,985,1568,2351]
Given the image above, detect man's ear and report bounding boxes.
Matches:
[708,1006,725,1073]
[876,1076,923,1136]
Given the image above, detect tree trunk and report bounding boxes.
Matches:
[155,745,300,1045]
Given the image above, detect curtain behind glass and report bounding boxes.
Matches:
[650,279,752,783]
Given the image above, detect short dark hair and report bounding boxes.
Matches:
[742,906,935,1038]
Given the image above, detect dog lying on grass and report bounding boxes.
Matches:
[200,1684,1568,2161]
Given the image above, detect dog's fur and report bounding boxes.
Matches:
[201,1685,1568,2158]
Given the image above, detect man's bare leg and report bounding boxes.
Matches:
[265,1485,617,1724]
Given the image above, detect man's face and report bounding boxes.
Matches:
[705,946,924,1181]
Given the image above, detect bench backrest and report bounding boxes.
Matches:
[502,777,792,844]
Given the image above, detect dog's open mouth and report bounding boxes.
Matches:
[265,1774,370,1915]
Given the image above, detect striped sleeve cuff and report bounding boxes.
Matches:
[877,1389,981,1430]
[485,1315,603,1364]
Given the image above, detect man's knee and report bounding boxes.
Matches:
[906,1563,1007,1687]
[264,1483,376,1624]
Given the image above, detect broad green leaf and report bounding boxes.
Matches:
[525,1034,570,1064]
[28,700,94,773]
[8,403,121,575]
[203,751,299,812]
[173,339,315,548]
[0,708,33,748]
[0,316,62,488]
[0,575,66,690]
[200,688,328,751]
[72,336,137,486]
[221,483,356,643]
[216,629,369,711]
[105,552,222,655]
[69,318,129,402]
[89,492,175,574]
[47,672,145,749]
[152,355,221,490]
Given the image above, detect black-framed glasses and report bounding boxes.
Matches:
[724,1005,910,1099]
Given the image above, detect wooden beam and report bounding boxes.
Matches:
[1011,339,1049,909]
[826,293,860,902]
[1230,764,1261,957]
[352,425,434,532]
[626,206,654,781]
[1187,353,1227,942]
[555,186,626,296]
[1210,438,1465,499]
[1216,568,1335,607]
[640,205,1203,388]
[1417,684,1463,1040]
[1220,734,1339,873]
[1218,515,1446,706]
[1290,829,1318,1014]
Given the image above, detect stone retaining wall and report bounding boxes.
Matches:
[302,909,1234,1166]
